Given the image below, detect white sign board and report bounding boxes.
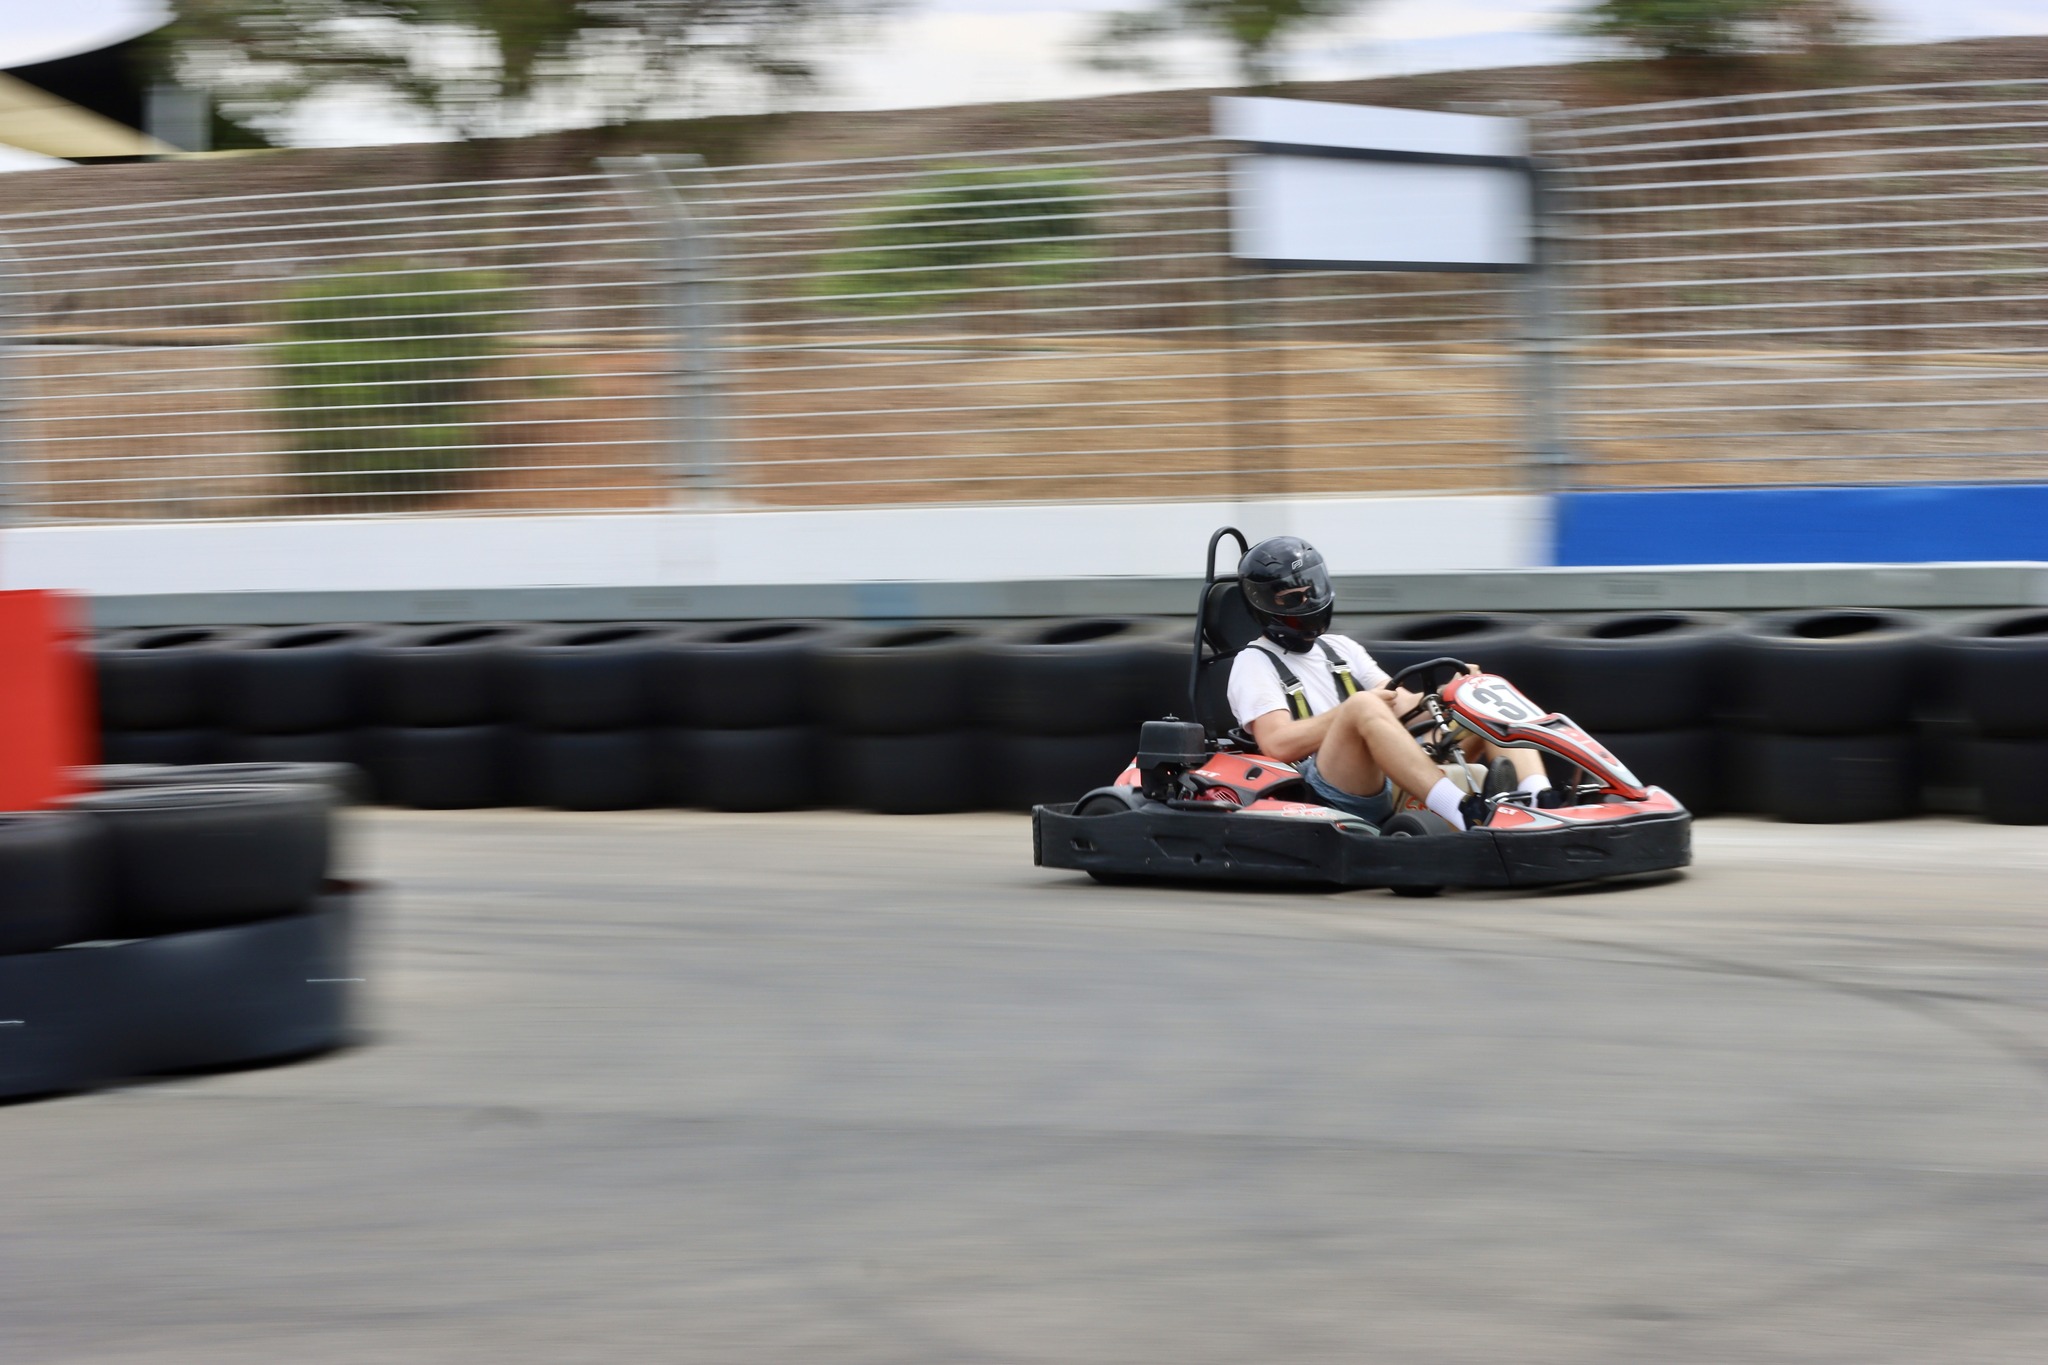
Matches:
[1218,97,1532,272]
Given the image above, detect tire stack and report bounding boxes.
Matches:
[214,624,390,770]
[651,621,848,812]
[360,624,532,809]
[1723,610,1931,823]
[1523,612,1736,814]
[976,618,1182,811]
[1352,612,1543,685]
[1944,610,2048,824]
[1,766,357,1099]
[90,626,244,765]
[506,624,672,810]
[815,624,991,814]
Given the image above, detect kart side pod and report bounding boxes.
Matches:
[1135,719,1210,800]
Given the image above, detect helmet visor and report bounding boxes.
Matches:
[1243,555,1334,618]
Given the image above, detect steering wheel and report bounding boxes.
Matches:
[1384,656,1474,696]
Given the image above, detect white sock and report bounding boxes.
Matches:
[1517,774,1552,794]
[1425,777,1467,831]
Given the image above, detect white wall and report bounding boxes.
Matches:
[3,494,1549,597]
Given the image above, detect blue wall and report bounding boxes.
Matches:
[1554,484,2048,566]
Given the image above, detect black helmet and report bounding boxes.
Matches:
[1240,536,1334,652]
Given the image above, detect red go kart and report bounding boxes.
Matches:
[1032,528,1692,895]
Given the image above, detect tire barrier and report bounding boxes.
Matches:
[1524,612,1737,733]
[85,606,2027,823]
[69,783,333,934]
[1943,610,2048,739]
[0,811,103,955]
[829,731,983,815]
[217,623,390,736]
[361,726,513,810]
[652,620,849,729]
[1976,737,2048,825]
[976,618,1185,735]
[518,729,659,811]
[508,622,672,732]
[87,760,363,804]
[658,726,822,811]
[0,883,358,1101]
[364,622,533,728]
[1751,732,1918,824]
[1353,612,1542,684]
[90,625,247,731]
[1,777,357,1102]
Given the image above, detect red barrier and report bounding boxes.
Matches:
[0,590,94,810]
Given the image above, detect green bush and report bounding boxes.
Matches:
[814,166,1097,313]
[273,264,515,505]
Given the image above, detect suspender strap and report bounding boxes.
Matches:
[1257,641,1362,721]
[1256,650,1314,721]
[1317,639,1362,700]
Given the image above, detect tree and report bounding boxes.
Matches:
[162,0,887,142]
[1573,0,1866,63]
[1078,0,1372,89]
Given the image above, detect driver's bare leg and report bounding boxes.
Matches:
[1311,692,1453,811]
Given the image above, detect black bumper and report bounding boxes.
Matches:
[1033,804,1691,891]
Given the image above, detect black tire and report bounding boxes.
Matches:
[360,726,512,809]
[1380,810,1451,897]
[508,623,674,732]
[69,784,333,933]
[518,730,658,810]
[813,625,988,736]
[1917,715,1979,816]
[656,727,821,811]
[85,760,362,804]
[1524,612,1737,732]
[363,622,534,727]
[217,624,389,736]
[1354,612,1543,686]
[650,620,850,728]
[1602,728,1721,816]
[0,812,104,955]
[90,626,247,731]
[1944,610,2048,739]
[1728,610,1931,737]
[983,732,1139,811]
[99,728,221,767]
[1975,737,2048,825]
[1483,757,1519,798]
[1753,732,1916,824]
[1074,787,1142,816]
[974,619,1182,734]
[829,731,982,814]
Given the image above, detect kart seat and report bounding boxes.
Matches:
[1192,581,1264,740]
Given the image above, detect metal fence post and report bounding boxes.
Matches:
[604,154,733,505]
[1517,160,1575,493]
[0,238,23,532]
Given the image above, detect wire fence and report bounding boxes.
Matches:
[1536,78,2048,490]
[1,78,2045,522]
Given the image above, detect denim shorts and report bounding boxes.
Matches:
[1298,755,1399,825]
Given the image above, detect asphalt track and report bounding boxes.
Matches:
[4,811,2046,1364]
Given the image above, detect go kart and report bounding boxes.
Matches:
[1032,528,1691,894]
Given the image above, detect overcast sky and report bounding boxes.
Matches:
[6,0,2048,147]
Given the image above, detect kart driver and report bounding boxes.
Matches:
[1225,535,1552,831]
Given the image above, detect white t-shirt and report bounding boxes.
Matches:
[1227,634,1390,732]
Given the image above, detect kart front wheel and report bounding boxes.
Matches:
[1074,789,1147,884]
[1381,810,1452,898]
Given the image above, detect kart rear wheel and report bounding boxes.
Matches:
[1073,790,1147,883]
[1381,810,1453,898]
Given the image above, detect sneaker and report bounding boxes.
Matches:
[1534,787,1568,809]
[1458,792,1493,830]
